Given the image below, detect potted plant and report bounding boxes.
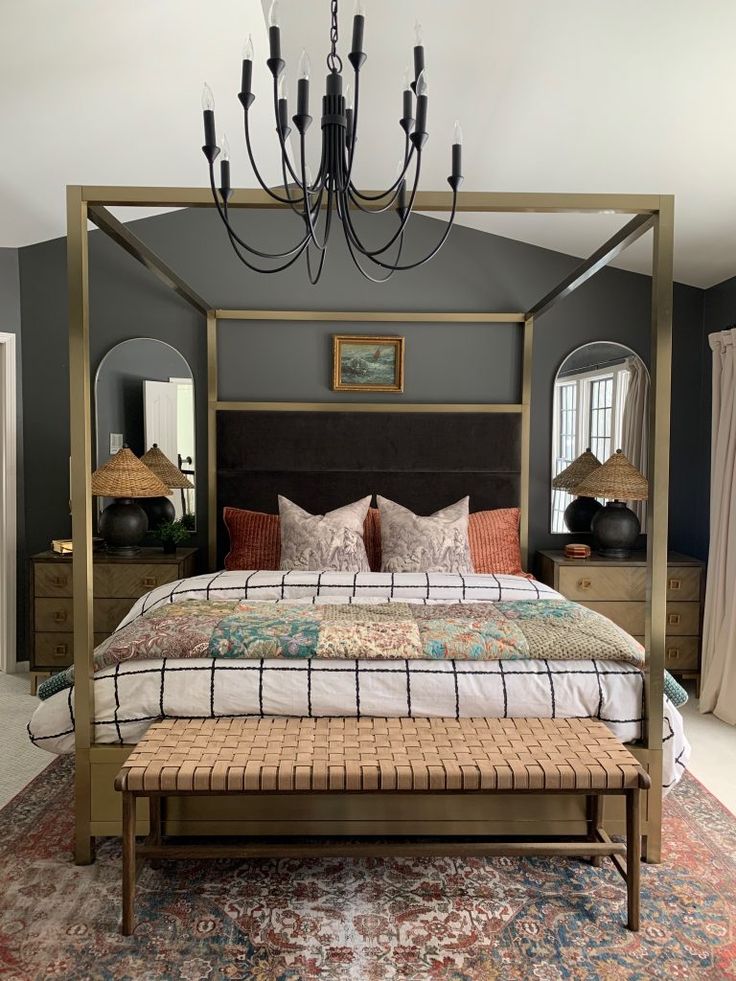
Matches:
[156,519,190,554]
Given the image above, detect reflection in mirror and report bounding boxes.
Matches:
[95,339,196,529]
[550,342,649,534]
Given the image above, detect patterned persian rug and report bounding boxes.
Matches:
[1,758,735,980]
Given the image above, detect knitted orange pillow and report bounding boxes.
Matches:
[223,506,383,571]
[223,507,281,571]
[468,507,523,575]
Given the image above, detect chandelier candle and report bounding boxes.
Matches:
[200,0,463,282]
[413,21,425,87]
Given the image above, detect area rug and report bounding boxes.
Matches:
[1,759,734,980]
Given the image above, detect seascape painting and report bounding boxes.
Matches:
[332,335,405,392]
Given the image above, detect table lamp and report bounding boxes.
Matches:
[574,449,648,557]
[91,447,169,555]
[551,448,603,533]
[139,444,194,529]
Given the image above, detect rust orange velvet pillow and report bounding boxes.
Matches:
[223,506,383,571]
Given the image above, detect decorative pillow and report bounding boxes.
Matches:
[223,507,280,571]
[469,507,523,575]
[278,495,372,572]
[377,496,473,573]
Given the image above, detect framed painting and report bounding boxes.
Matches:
[332,335,405,393]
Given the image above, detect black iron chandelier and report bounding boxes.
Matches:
[200,0,463,283]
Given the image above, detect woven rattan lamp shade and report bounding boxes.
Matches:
[140,444,193,491]
[575,450,648,501]
[551,449,602,491]
[91,448,170,499]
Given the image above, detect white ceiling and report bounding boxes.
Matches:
[2,0,736,287]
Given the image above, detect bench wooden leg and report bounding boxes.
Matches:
[626,789,641,931]
[586,794,604,867]
[122,791,137,936]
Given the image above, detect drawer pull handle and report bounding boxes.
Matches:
[667,647,680,658]
[577,578,592,591]
[54,644,69,657]
[52,575,66,587]
[142,577,157,589]
[668,613,681,625]
[668,578,682,591]
[53,611,68,624]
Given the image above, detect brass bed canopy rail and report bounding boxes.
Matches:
[70,186,673,866]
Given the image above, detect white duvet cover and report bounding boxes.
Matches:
[28,570,690,789]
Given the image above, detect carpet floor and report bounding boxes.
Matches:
[1,760,735,980]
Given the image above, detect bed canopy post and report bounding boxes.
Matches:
[67,186,95,865]
[643,195,674,864]
[519,316,534,569]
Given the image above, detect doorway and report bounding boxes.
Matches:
[0,332,17,673]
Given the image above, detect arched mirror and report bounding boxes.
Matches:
[550,342,649,534]
[95,339,196,528]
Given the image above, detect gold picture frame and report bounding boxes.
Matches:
[332,334,405,392]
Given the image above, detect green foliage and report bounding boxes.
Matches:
[157,520,191,546]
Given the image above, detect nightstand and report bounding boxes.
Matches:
[536,550,705,690]
[29,547,198,693]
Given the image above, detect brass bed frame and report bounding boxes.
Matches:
[67,187,673,865]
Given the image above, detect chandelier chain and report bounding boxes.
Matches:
[327,0,342,73]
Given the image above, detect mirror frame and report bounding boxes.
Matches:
[93,337,196,525]
[549,340,650,535]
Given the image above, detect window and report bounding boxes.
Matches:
[551,362,630,533]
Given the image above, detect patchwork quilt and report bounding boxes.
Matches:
[40,596,646,700]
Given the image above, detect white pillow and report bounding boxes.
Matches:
[377,496,473,573]
[278,495,372,572]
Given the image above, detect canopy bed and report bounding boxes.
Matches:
[57,185,674,868]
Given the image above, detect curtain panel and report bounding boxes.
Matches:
[701,328,736,725]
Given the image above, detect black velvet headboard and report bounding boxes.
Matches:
[216,410,521,565]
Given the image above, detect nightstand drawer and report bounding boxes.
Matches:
[665,568,701,602]
[664,637,699,671]
[35,598,134,633]
[583,601,700,637]
[35,563,73,597]
[94,564,177,598]
[34,632,109,668]
[559,566,646,602]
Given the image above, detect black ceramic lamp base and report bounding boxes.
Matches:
[563,495,603,534]
[591,500,641,558]
[99,498,148,555]
[140,496,176,532]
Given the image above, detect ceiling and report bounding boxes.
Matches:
[2,0,736,287]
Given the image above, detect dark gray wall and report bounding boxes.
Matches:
[0,248,26,656]
[16,208,709,648]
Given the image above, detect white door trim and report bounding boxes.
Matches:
[0,332,17,673]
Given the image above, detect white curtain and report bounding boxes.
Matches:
[620,356,648,526]
[701,328,736,724]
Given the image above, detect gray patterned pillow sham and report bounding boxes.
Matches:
[377,496,473,573]
[278,496,372,572]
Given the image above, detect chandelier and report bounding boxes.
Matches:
[200,0,463,283]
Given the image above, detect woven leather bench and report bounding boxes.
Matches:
[115,716,651,935]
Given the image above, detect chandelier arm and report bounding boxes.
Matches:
[337,194,405,283]
[305,180,337,283]
[271,76,305,189]
[348,139,416,203]
[298,133,332,252]
[340,152,423,257]
[349,191,459,272]
[208,163,310,259]
[222,215,312,274]
[242,108,306,208]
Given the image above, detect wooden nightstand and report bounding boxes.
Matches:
[29,547,198,693]
[536,549,705,690]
